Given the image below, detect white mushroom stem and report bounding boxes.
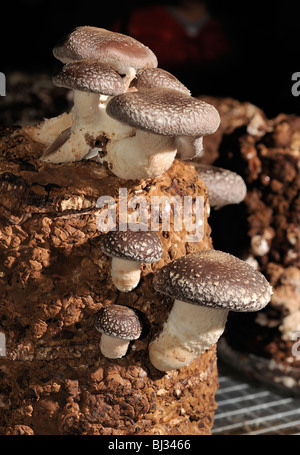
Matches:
[100,333,130,358]
[111,257,141,292]
[22,111,73,145]
[122,67,137,91]
[41,92,135,163]
[103,129,177,179]
[148,299,229,371]
[175,136,204,161]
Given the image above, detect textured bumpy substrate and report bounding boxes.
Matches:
[200,97,300,391]
[0,127,218,435]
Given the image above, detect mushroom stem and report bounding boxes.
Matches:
[175,136,204,161]
[22,111,73,146]
[72,90,102,127]
[122,66,137,92]
[100,333,130,358]
[41,92,134,163]
[149,299,229,371]
[104,129,177,179]
[111,257,142,292]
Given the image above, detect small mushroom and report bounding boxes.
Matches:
[132,68,190,95]
[95,304,143,358]
[148,249,272,371]
[104,88,220,178]
[41,60,133,163]
[193,162,247,209]
[131,70,206,161]
[101,230,162,292]
[131,69,204,161]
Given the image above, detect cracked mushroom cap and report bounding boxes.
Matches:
[153,250,272,312]
[95,305,142,340]
[106,88,220,136]
[133,68,190,95]
[53,26,158,74]
[194,163,247,208]
[101,230,162,263]
[53,60,125,95]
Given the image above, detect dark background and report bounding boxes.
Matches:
[0,0,299,118]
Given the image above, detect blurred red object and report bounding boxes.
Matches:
[112,3,230,73]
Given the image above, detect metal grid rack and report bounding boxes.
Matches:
[212,361,300,435]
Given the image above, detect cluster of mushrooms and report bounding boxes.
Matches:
[25,26,220,179]
[26,26,272,371]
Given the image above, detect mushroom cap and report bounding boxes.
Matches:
[53,26,158,74]
[194,162,247,208]
[53,60,125,95]
[101,230,162,263]
[133,68,190,95]
[106,88,220,136]
[95,304,142,340]
[153,250,272,312]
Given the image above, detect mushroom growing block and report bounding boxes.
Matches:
[149,249,272,371]
[0,26,224,436]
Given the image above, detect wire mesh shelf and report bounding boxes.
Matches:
[213,360,300,435]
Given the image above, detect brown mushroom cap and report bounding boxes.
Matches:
[106,88,220,136]
[53,26,158,74]
[133,68,191,95]
[101,230,162,263]
[53,60,125,95]
[153,250,272,312]
[95,305,142,340]
[194,163,247,208]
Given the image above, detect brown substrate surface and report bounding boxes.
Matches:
[198,97,300,388]
[0,126,218,435]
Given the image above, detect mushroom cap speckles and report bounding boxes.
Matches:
[134,68,191,95]
[95,305,142,339]
[53,60,125,95]
[194,163,247,208]
[101,230,163,263]
[53,26,158,74]
[153,250,272,312]
[106,88,220,137]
